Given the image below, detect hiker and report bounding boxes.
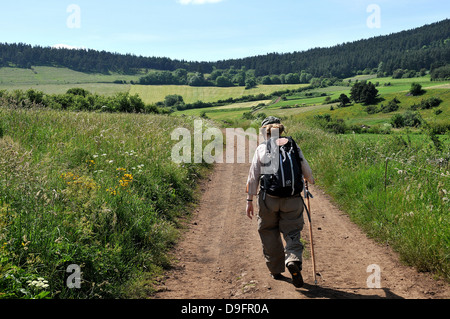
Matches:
[246,116,315,288]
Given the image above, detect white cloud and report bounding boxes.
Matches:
[52,44,86,50]
[178,0,224,5]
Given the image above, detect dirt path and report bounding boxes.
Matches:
[154,132,449,300]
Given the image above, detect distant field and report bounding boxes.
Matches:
[262,87,450,128]
[0,66,140,96]
[0,66,310,102]
[0,83,131,96]
[130,84,309,104]
[173,100,273,121]
[173,77,450,129]
[0,66,142,85]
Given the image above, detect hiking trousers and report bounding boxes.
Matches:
[257,193,304,275]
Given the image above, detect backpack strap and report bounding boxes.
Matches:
[286,136,303,164]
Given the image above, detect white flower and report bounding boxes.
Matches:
[28,277,50,289]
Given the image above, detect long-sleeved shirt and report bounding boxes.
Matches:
[246,139,315,196]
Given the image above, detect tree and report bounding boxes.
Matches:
[66,87,91,97]
[245,78,257,89]
[270,75,282,84]
[377,61,385,77]
[285,73,300,84]
[233,72,246,86]
[164,94,184,108]
[390,114,405,128]
[381,99,399,113]
[188,73,207,87]
[261,76,272,85]
[361,82,379,104]
[338,94,351,107]
[299,72,312,84]
[216,75,233,87]
[350,81,379,105]
[431,64,450,80]
[409,82,425,96]
[174,68,188,84]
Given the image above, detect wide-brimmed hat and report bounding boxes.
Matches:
[261,116,281,127]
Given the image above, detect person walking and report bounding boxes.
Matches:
[246,116,315,288]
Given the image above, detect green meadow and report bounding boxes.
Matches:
[130,83,308,104]
[0,66,138,96]
[186,76,449,128]
[0,107,210,298]
[285,119,449,279]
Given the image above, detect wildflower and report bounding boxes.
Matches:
[119,173,133,188]
[27,277,49,289]
[106,187,118,196]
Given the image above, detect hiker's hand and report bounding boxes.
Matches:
[246,201,254,219]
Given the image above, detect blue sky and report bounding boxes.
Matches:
[0,0,448,62]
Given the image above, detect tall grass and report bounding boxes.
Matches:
[0,107,209,298]
[286,118,449,280]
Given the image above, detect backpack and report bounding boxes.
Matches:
[260,136,304,198]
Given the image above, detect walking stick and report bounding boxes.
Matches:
[304,181,318,285]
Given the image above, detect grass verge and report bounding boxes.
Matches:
[0,107,210,298]
[285,118,449,280]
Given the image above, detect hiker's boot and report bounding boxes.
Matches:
[270,273,283,280]
[287,261,304,288]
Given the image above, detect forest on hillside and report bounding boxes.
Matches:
[0,19,449,80]
[214,19,450,77]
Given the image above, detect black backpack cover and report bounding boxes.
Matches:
[260,136,304,197]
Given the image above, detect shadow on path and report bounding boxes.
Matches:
[297,283,404,299]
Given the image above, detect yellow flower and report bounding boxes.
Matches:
[106,187,118,196]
